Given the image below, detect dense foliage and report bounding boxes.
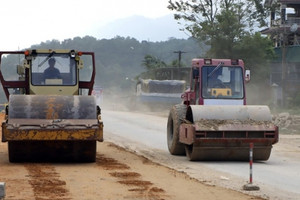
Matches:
[168,0,268,58]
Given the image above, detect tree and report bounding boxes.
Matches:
[169,59,187,68]
[142,55,167,70]
[234,32,275,82]
[167,0,269,58]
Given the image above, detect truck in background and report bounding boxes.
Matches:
[136,67,190,109]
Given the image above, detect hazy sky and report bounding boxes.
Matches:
[1,0,172,50]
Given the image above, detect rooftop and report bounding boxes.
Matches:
[278,0,300,3]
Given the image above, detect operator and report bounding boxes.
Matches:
[43,58,61,79]
[207,72,224,88]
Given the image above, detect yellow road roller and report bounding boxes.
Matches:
[0,49,103,162]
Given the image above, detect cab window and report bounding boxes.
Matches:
[202,66,244,99]
[31,54,77,86]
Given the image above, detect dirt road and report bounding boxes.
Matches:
[102,109,300,200]
[0,113,263,200]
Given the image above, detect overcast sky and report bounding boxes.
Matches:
[1,0,173,50]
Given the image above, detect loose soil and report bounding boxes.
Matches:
[0,113,263,200]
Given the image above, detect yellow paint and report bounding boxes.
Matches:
[29,85,78,96]
[2,123,103,142]
[45,96,64,119]
[211,88,232,97]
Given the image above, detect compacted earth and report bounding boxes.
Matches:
[0,113,264,200]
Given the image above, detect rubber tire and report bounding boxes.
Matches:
[167,104,187,155]
[8,141,96,163]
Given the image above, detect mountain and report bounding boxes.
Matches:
[94,14,189,42]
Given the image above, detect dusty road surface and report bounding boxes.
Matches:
[0,113,262,200]
[102,109,300,200]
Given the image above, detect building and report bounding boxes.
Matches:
[262,0,300,106]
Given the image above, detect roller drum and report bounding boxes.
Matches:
[8,95,97,120]
[186,105,272,123]
[5,95,100,162]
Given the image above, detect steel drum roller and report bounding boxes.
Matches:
[186,105,272,122]
[8,95,97,120]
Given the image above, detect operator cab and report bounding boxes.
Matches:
[188,58,248,105]
[202,66,244,99]
[0,49,95,100]
[25,50,89,96]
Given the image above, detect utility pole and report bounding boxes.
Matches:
[282,31,287,107]
[173,51,186,68]
[281,4,287,107]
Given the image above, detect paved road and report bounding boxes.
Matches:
[103,109,300,200]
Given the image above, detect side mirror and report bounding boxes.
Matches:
[245,70,250,82]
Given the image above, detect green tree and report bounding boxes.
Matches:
[167,0,268,58]
[142,55,167,70]
[234,32,275,82]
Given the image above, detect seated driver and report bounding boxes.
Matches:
[44,58,61,79]
[207,72,224,88]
